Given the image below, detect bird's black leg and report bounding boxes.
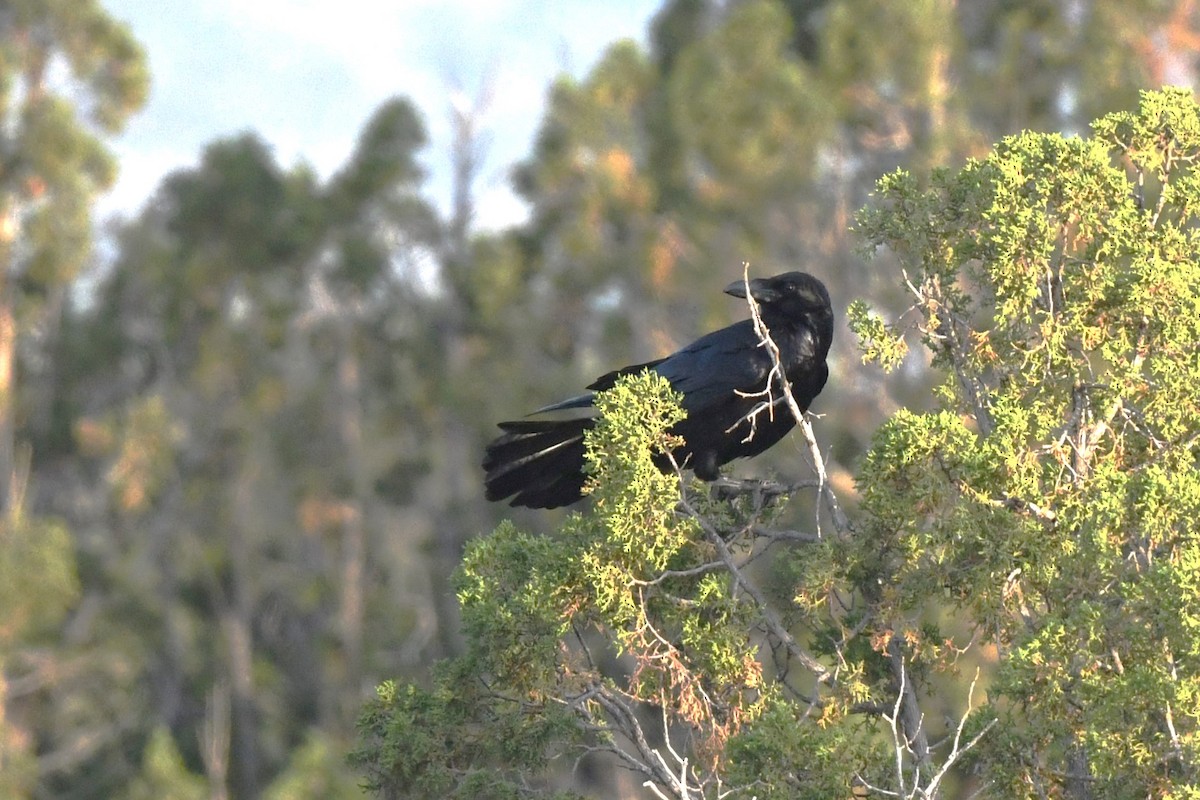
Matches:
[691,450,722,482]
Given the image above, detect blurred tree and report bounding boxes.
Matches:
[304,96,438,716]
[0,515,78,798]
[121,728,207,800]
[0,3,146,797]
[40,97,438,797]
[0,0,148,503]
[260,731,362,800]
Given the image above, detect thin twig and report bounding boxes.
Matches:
[924,667,996,798]
[735,263,850,535]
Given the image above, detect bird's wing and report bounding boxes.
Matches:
[650,321,773,412]
[792,361,829,410]
[531,393,597,414]
[586,357,669,393]
[530,357,670,414]
[544,318,822,417]
[582,322,770,413]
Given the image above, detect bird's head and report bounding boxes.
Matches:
[724,271,831,320]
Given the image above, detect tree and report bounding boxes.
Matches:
[0,0,148,507]
[9,2,1199,797]
[43,97,439,797]
[0,3,147,796]
[354,88,1200,799]
[121,728,207,800]
[851,85,1200,796]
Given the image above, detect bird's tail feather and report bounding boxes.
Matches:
[483,418,594,508]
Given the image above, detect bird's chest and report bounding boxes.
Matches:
[767,326,818,378]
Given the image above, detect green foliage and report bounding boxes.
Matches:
[580,370,692,569]
[355,372,788,795]
[724,698,888,799]
[846,298,907,371]
[261,731,365,800]
[0,515,79,642]
[121,728,206,800]
[855,86,1200,796]
[352,665,585,799]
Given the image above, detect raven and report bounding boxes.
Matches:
[483,271,833,508]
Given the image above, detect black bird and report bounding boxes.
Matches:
[483,271,833,508]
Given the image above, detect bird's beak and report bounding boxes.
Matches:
[724,278,776,303]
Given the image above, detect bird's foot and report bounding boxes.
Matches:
[709,477,795,505]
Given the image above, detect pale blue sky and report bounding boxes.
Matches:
[101,0,663,229]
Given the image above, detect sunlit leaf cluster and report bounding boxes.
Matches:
[853,86,1200,796]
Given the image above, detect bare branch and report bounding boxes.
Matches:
[671,456,831,693]
[584,689,674,787]
[857,662,996,799]
[590,683,699,799]
[709,476,821,503]
[734,263,850,535]
[798,415,851,535]
[888,656,910,797]
[631,560,727,586]
[924,668,996,798]
[750,525,822,544]
[888,637,932,777]
[902,270,994,436]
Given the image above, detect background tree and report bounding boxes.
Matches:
[0,2,147,795]
[0,0,147,503]
[852,85,1200,797]
[32,100,436,797]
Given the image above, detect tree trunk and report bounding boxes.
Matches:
[0,240,16,519]
[1066,741,1094,799]
[224,467,260,798]
[336,321,366,717]
[222,606,259,799]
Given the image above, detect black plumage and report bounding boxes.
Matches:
[483,272,834,508]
